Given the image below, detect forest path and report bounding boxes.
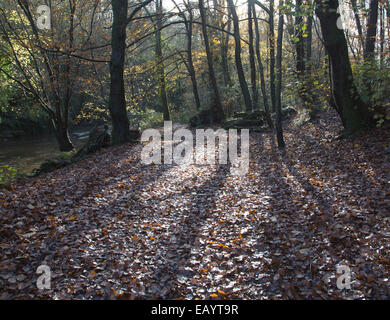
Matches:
[1,110,389,299]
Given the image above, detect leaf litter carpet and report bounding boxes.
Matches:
[1,111,389,299]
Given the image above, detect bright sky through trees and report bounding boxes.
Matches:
[164,0,247,13]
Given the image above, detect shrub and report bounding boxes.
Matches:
[0,165,17,185]
[352,59,390,126]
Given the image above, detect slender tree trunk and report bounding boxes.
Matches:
[275,2,285,149]
[248,1,258,110]
[379,4,384,67]
[364,0,379,60]
[306,14,313,70]
[109,0,130,144]
[294,0,308,106]
[315,0,373,134]
[156,0,170,121]
[186,11,201,111]
[304,13,317,117]
[362,0,379,100]
[52,114,73,152]
[305,13,319,118]
[227,0,253,112]
[199,0,225,122]
[295,0,305,77]
[386,6,390,51]
[252,1,274,129]
[174,0,201,111]
[350,0,364,54]
[221,10,232,87]
[61,0,76,152]
[269,0,276,112]
[15,0,75,151]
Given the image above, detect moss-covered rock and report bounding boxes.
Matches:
[72,124,111,161]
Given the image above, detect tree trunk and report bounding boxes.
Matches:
[379,4,384,67]
[252,1,274,129]
[364,0,379,60]
[386,6,390,53]
[156,0,170,121]
[248,1,259,109]
[315,0,373,134]
[109,0,130,144]
[173,0,201,111]
[350,0,364,54]
[295,0,305,76]
[186,7,201,111]
[305,14,313,68]
[275,3,285,149]
[52,117,74,152]
[62,1,77,151]
[294,0,308,106]
[227,0,253,112]
[199,0,225,123]
[221,10,232,87]
[305,13,318,118]
[269,0,276,112]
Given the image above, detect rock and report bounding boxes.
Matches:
[72,124,111,161]
[233,110,266,121]
[223,119,265,130]
[222,110,269,131]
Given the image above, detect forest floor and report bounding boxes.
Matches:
[0,109,389,300]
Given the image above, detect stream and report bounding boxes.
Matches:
[0,133,86,173]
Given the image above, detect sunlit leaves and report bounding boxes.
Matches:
[0,114,390,299]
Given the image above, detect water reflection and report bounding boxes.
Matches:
[0,134,84,173]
